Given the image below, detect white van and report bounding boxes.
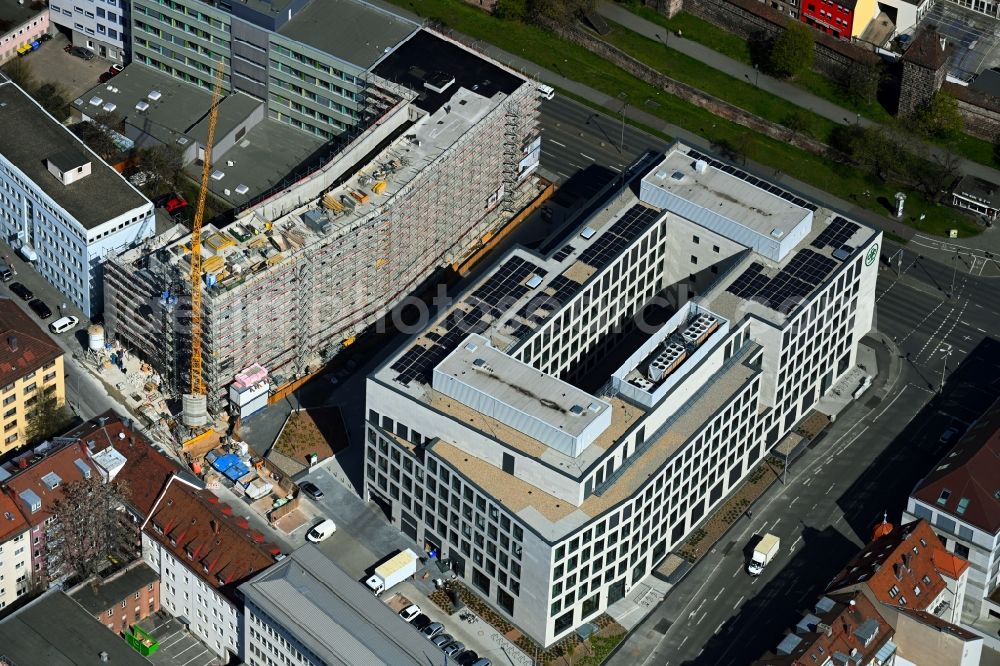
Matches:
[537,84,555,101]
[306,518,337,543]
[48,315,79,334]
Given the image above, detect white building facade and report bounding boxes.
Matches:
[0,81,153,317]
[364,143,881,646]
[0,529,31,611]
[48,0,126,61]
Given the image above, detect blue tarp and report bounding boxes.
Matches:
[211,453,239,473]
[223,461,251,481]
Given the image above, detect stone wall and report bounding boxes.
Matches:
[945,82,1000,141]
[678,0,877,80]
[643,0,684,18]
[898,61,938,117]
[541,17,832,155]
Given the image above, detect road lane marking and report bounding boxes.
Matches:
[791,536,802,550]
[698,611,707,625]
[733,595,745,609]
[713,586,726,601]
[826,483,836,494]
[772,518,782,529]
[549,139,566,147]
[679,636,688,647]
[580,153,596,161]
[789,497,798,506]
[715,621,725,634]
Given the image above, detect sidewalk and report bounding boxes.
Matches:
[597,2,1000,188]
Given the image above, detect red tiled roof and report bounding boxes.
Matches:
[62,412,180,518]
[827,520,955,612]
[3,442,99,527]
[0,490,28,542]
[931,549,969,580]
[0,298,63,388]
[752,591,893,666]
[911,397,1000,534]
[143,477,278,594]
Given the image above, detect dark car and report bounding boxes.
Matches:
[99,72,114,83]
[28,299,52,319]
[410,614,432,631]
[456,651,481,666]
[69,46,95,60]
[9,282,33,301]
[39,33,52,41]
[443,641,465,656]
[0,263,13,282]
[430,634,453,649]
[299,481,323,499]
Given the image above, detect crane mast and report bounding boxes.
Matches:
[189,59,226,397]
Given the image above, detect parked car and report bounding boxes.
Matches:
[299,481,323,499]
[111,63,123,72]
[939,426,960,445]
[49,316,79,334]
[430,634,453,649]
[470,659,492,666]
[99,72,114,83]
[0,262,13,282]
[420,622,444,639]
[9,282,32,301]
[399,604,421,623]
[410,614,432,631]
[443,641,465,656]
[456,651,481,666]
[305,519,336,543]
[39,33,52,42]
[153,192,188,213]
[69,46,95,60]
[28,299,52,319]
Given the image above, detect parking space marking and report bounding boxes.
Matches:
[180,648,212,666]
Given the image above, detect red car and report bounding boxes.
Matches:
[154,192,188,213]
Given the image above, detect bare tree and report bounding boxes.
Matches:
[52,476,132,583]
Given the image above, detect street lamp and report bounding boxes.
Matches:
[753,63,760,87]
[619,100,628,154]
[938,347,953,394]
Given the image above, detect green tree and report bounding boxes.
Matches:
[769,22,814,79]
[494,0,528,20]
[25,390,72,445]
[782,109,815,137]
[34,82,71,121]
[838,59,883,107]
[915,92,964,139]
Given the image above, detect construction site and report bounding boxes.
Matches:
[103,29,544,419]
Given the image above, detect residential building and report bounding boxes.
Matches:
[752,591,897,666]
[0,492,30,612]
[0,589,152,665]
[141,475,282,661]
[0,1,48,64]
[240,544,441,666]
[800,0,878,38]
[48,0,126,62]
[951,174,1000,223]
[68,560,159,634]
[827,519,982,666]
[1,440,102,586]
[0,80,154,316]
[0,298,65,455]
[365,142,881,645]
[872,0,933,33]
[104,28,540,410]
[905,396,1000,627]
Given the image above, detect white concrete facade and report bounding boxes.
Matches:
[364,143,881,646]
[0,531,31,611]
[48,0,126,61]
[141,531,242,658]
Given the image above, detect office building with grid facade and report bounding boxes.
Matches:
[364,142,882,646]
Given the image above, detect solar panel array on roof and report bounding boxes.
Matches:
[726,249,836,313]
[391,257,541,385]
[578,205,661,270]
[811,216,860,255]
[552,245,575,262]
[686,149,818,212]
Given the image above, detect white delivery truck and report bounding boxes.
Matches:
[748,533,780,576]
[365,548,419,595]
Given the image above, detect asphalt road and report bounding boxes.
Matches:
[611,246,1000,665]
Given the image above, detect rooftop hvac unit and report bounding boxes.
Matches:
[135,100,150,111]
[647,342,686,382]
[694,159,708,174]
[147,90,162,101]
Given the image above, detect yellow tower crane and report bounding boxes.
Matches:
[189,59,226,397]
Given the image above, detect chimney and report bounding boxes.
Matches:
[940,37,946,51]
[99,651,109,662]
[6,335,17,352]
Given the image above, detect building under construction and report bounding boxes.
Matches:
[104,30,541,412]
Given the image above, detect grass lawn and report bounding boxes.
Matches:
[272,407,347,463]
[603,20,839,141]
[386,0,980,236]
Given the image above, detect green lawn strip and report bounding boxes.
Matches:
[602,20,838,141]
[625,2,752,63]
[387,0,979,236]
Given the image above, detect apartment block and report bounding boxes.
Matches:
[0,298,65,456]
[49,0,126,61]
[0,1,48,64]
[364,142,880,645]
[0,492,30,612]
[905,397,1000,628]
[104,29,540,409]
[67,561,160,634]
[141,475,282,660]
[0,81,154,316]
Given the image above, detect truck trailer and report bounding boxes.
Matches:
[748,533,780,576]
[365,548,419,595]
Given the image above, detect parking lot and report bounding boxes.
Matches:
[135,614,221,666]
[16,31,110,99]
